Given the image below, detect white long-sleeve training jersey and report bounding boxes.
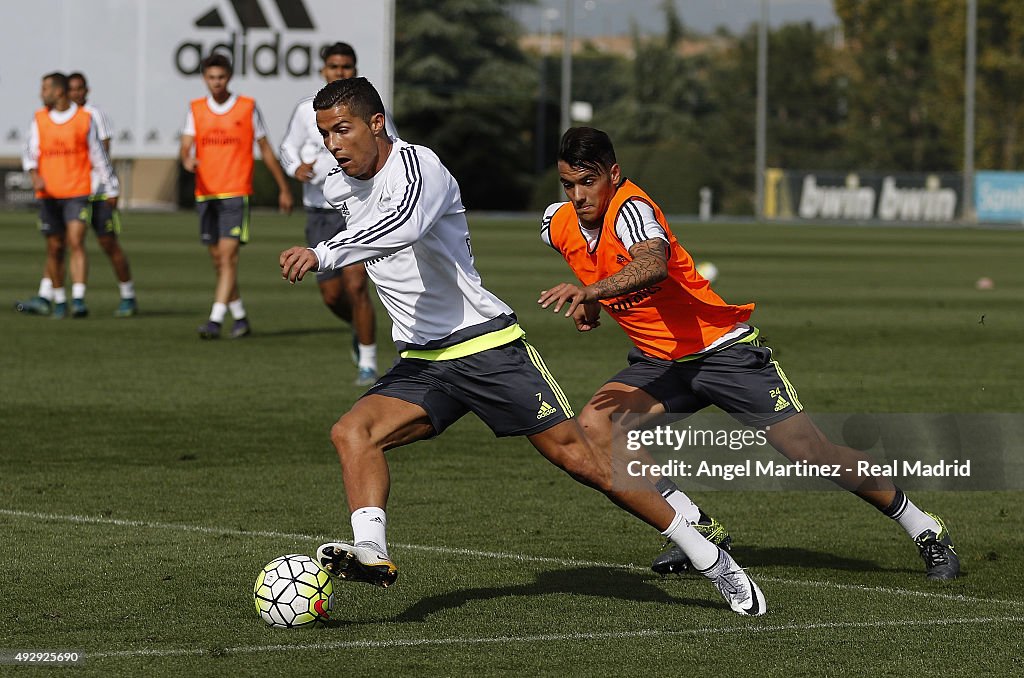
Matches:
[311,139,517,352]
[279,95,399,209]
[82,103,116,197]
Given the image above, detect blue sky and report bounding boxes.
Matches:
[511,0,839,37]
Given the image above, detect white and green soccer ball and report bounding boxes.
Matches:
[254,554,333,628]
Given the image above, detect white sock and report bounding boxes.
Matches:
[38,278,53,300]
[210,302,227,323]
[896,498,941,539]
[664,490,702,524]
[72,283,86,300]
[662,511,720,571]
[228,299,246,320]
[357,343,377,370]
[118,281,135,299]
[53,287,67,304]
[350,507,388,556]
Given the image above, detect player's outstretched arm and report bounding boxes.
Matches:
[280,246,319,283]
[539,282,598,318]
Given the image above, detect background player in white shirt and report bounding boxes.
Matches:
[279,42,395,385]
[67,72,138,317]
[279,77,767,617]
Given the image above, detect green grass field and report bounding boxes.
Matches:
[1,210,1022,676]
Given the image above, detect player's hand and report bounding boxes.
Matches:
[538,282,598,319]
[278,189,294,215]
[182,157,198,173]
[571,302,602,332]
[295,162,315,183]
[280,246,318,283]
[31,175,46,191]
[106,196,119,209]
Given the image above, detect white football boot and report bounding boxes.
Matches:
[699,548,767,616]
[316,541,398,588]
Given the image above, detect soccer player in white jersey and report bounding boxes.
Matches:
[279,42,392,385]
[279,77,767,617]
[67,72,138,317]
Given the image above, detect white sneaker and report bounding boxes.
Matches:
[316,541,398,588]
[699,548,766,616]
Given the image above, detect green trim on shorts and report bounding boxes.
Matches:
[399,323,526,361]
[674,326,761,362]
[523,341,575,418]
[769,357,804,411]
[239,195,250,243]
[195,192,248,203]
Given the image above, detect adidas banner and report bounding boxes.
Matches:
[0,0,394,158]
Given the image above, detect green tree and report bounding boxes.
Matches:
[833,0,956,171]
[393,0,539,209]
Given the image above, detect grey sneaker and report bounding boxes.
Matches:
[652,511,732,575]
[14,296,52,315]
[230,318,251,339]
[699,548,766,617]
[71,298,89,318]
[197,320,221,339]
[316,541,398,588]
[915,513,960,581]
[114,298,138,317]
[355,366,377,386]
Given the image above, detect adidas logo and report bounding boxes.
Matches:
[537,400,558,420]
[773,395,791,412]
[175,0,322,77]
[339,202,351,217]
[195,0,314,30]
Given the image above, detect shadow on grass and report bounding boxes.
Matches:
[244,327,345,339]
[392,566,723,623]
[729,544,918,575]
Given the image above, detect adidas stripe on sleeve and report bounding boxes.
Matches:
[615,198,667,250]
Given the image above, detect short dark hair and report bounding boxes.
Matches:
[43,72,68,93]
[67,71,87,86]
[559,127,618,174]
[201,52,233,75]
[312,77,384,124]
[320,42,357,64]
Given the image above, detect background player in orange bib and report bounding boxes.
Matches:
[538,127,959,581]
[16,72,119,319]
[180,53,293,340]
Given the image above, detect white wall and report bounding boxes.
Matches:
[0,0,394,159]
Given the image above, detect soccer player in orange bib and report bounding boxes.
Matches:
[16,72,119,319]
[538,127,959,581]
[180,53,293,339]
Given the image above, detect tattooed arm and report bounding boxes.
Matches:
[538,238,669,318]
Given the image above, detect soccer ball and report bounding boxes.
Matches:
[253,554,334,628]
[696,261,719,283]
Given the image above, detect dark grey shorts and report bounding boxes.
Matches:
[197,196,249,245]
[607,338,804,428]
[87,198,121,237]
[38,196,89,236]
[304,208,346,282]
[364,339,574,438]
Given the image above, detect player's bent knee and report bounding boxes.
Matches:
[577,407,614,446]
